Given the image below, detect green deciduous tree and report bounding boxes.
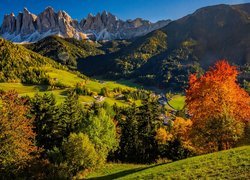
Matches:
[83,108,118,165]
[63,133,98,176]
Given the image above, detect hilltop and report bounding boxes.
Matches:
[25,36,104,69]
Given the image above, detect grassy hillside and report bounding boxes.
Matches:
[167,95,185,110]
[0,79,139,107]
[86,146,250,179]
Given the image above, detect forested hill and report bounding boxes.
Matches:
[25,36,104,69]
[0,38,60,84]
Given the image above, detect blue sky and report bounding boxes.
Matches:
[0,0,249,23]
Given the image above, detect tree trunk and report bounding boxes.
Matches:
[218,140,223,151]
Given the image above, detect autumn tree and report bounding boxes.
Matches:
[155,117,194,160]
[156,117,192,145]
[186,60,250,152]
[0,91,37,175]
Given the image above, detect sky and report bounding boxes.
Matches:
[0,0,249,23]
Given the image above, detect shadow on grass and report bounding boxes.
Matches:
[20,83,48,92]
[34,85,48,91]
[87,163,164,180]
[59,90,69,96]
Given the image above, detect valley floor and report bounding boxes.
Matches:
[0,82,185,109]
[86,146,250,179]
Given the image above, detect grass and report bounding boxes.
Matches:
[86,146,250,179]
[0,66,184,108]
[167,95,186,110]
[0,83,66,103]
[46,69,85,87]
[0,82,131,106]
[0,68,138,106]
[86,164,148,179]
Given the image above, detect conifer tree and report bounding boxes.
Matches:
[30,93,60,150]
[59,91,83,139]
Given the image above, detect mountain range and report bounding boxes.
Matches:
[0,7,170,42]
[0,3,249,91]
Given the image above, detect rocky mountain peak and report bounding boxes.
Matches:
[0,7,171,42]
[45,6,54,12]
[21,8,37,35]
[1,13,16,34]
[101,10,108,17]
[87,13,94,18]
[23,7,29,14]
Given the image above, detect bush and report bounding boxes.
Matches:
[48,79,68,90]
[17,159,70,180]
[73,83,92,95]
[100,87,110,97]
[63,133,98,176]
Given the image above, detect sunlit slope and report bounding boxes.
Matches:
[86,146,250,179]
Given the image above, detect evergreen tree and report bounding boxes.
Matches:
[30,93,60,150]
[59,91,83,140]
[115,104,139,162]
[136,98,162,163]
[114,97,163,163]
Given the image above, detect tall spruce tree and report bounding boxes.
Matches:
[59,91,83,139]
[31,93,60,150]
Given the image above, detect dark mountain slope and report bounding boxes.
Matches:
[77,3,250,90]
[163,3,250,67]
[23,3,249,91]
[78,30,168,76]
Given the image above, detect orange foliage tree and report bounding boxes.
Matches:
[186,60,250,152]
[155,117,193,148]
[0,91,37,174]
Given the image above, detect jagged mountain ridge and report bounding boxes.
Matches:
[0,7,170,42]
